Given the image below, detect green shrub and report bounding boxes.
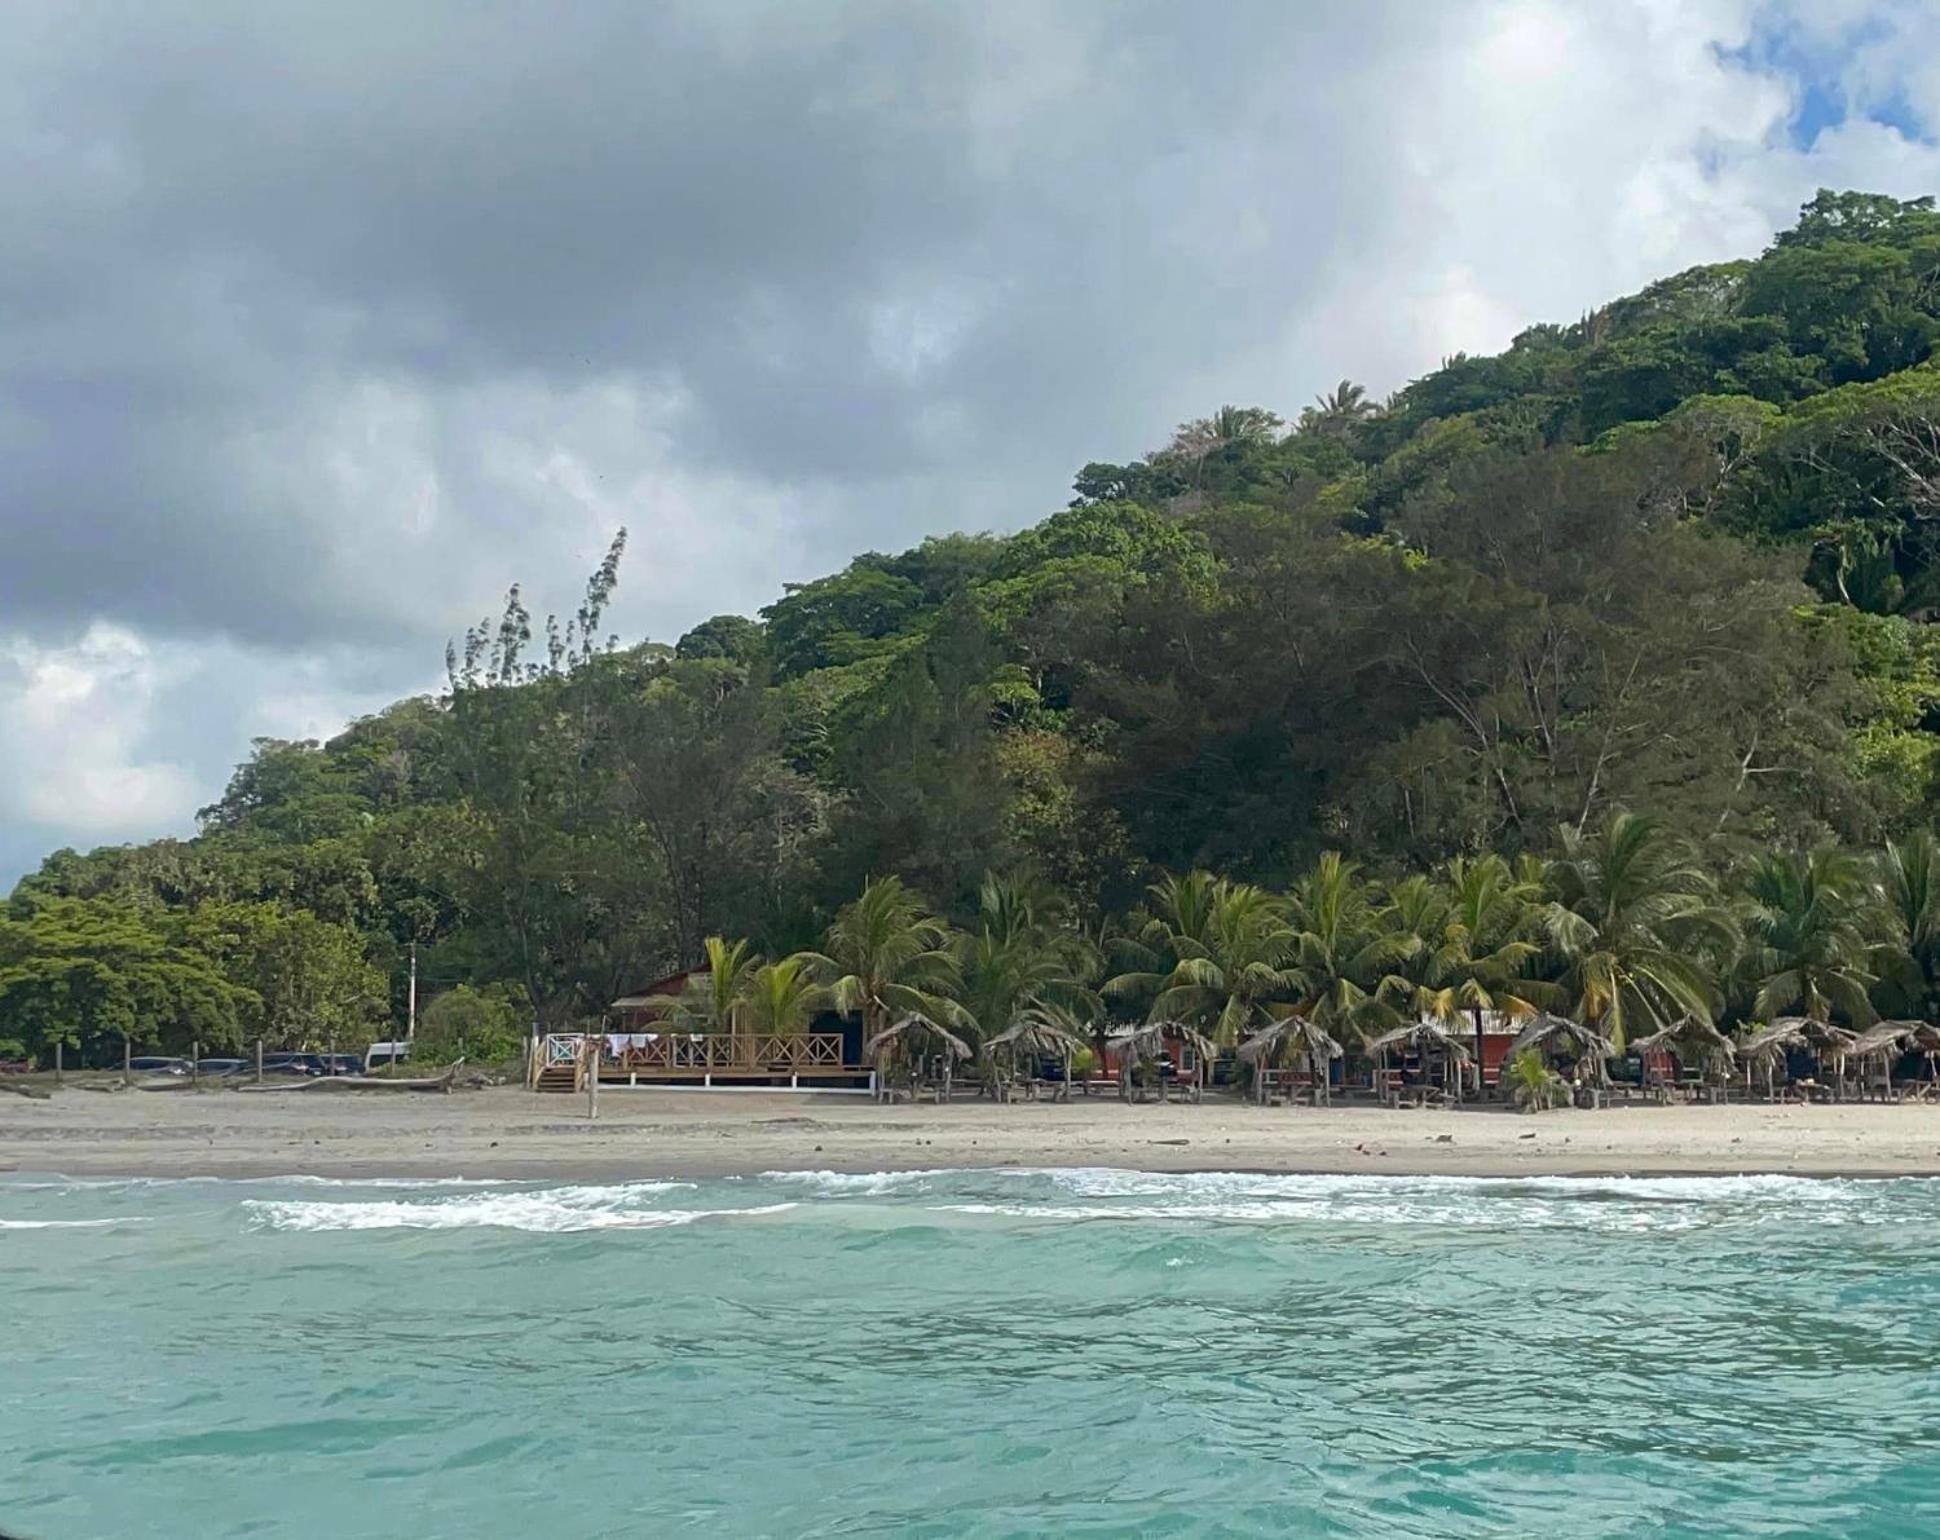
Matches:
[1507,1048,1569,1113]
[416,984,528,1066]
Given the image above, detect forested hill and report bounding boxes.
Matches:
[11,188,1940,1059]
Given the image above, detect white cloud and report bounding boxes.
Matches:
[6,0,1940,883]
[0,625,198,837]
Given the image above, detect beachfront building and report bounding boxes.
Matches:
[531,969,871,1094]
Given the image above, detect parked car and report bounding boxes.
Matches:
[322,1054,363,1077]
[128,1057,190,1076]
[195,1058,249,1077]
[259,1053,324,1077]
[363,1041,411,1071]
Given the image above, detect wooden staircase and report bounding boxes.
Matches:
[535,1063,579,1093]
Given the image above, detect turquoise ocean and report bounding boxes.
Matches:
[5,1167,1940,1538]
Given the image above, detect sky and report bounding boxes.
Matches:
[4,0,1940,884]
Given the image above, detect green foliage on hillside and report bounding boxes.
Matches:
[13,189,1940,1063]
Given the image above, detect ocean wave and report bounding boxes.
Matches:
[0,1217,149,1229]
[1036,1167,1862,1201]
[755,1169,960,1196]
[244,1187,791,1234]
[910,1168,1901,1231]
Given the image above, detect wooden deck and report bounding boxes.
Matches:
[532,1032,871,1092]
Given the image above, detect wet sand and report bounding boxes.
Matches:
[6,1080,1940,1179]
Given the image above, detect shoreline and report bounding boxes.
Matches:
[8,1083,1940,1182]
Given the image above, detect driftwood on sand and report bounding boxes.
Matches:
[237,1060,466,1094]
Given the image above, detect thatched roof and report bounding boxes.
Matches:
[1736,1017,1862,1059]
[1631,1018,1737,1069]
[982,1016,1090,1057]
[864,1013,973,1061]
[1847,1021,1923,1059]
[1365,1019,1473,1063]
[1236,1014,1342,1064]
[1736,1019,1808,1060]
[1107,1020,1216,1061]
[1504,1013,1616,1065]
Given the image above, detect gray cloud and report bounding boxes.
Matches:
[3,0,1940,878]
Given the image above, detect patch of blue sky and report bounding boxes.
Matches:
[1719,7,1930,149]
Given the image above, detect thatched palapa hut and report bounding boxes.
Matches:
[864,1013,973,1102]
[1364,1019,1472,1105]
[1236,1015,1342,1105]
[1843,1020,1932,1100]
[1734,1018,1860,1100]
[981,1014,1090,1102]
[1503,1013,1617,1093]
[1631,1018,1736,1099]
[1105,1021,1215,1102]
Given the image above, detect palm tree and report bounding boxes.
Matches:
[958,872,1099,1062]
[1877,831,1940,1019]
[1384,855,1551,1063]
[1102,870,1224,1020]
[1736,848,1882,1028]
[1300,379,1377,438]
[653,935,760,1043]
[1285,852,1411,1048]
[1106,876,1302,1048]
[1164,405,1283,487]
[1506,1048,1568,1112]
[738,955,832,1038]
[801,876,970,1072]
[1541,812,1735,1052]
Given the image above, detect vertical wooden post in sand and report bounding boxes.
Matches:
[586,1033,599,1122]
[192,1040,200,1088]
[54,1040,63,1086]
[256,1038,264,1085]
[123,1036,131,1086]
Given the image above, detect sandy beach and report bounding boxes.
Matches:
[6,1080,1940,1179]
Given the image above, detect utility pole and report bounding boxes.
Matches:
[407,942,418,1041]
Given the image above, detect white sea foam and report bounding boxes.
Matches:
[756,1169,958,1196]
[0,1217,148,1229]
[910,1167,1897,1231]
[1037,1168,1859,1202]
[245,1185,792,1234]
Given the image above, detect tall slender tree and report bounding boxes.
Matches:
[1736,848,1882,1026]
[801,877,970,1061]
[1541,812,1735,1050]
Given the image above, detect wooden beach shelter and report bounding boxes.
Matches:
[1732,1017,1864,1100]
[1105,1021,1215,1102]
[1736,1019,1805,1101]
[864,1013,973,1103]
[1364,1020,1472,1106]
[1502,1013,1617,1103]
[1845,1021,1926,1101]
[981,1014,1089,1103]
[1630,1018,1736,1101]
[1236,1014,1343,1106]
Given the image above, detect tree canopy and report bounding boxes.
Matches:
[16,190,1940,1062]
